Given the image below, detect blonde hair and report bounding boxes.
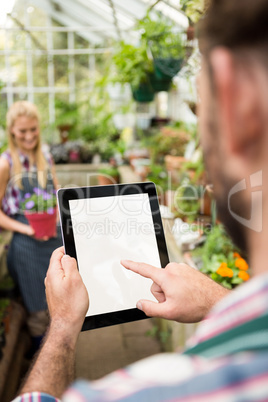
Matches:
[6,101,48,188]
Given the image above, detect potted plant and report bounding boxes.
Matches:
[180,0,206,42]
[181,154,205,184]
[49,143,69,164]
[54,99,80,143]
[146,164,169,205]
[193,224,250,289]
[140,125,190,166]
[21,188,57,239]
[137,13,186,89]
[65,140,83,163]
[112,41,154,102]
[80,142,94,164]
[112,12,188,100]
[97,166,120,185]
[180,0,205,27]
[173,182,201,223]
[79,109,122,162]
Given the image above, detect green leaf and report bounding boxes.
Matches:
[231,277,244,285]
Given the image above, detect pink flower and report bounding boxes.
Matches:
[25,200,35,210]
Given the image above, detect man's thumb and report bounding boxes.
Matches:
[61,254,77,275]
[137,299,163,318]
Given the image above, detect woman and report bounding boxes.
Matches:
[0,101,62,349]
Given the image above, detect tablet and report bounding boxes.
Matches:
[57,182,169,330]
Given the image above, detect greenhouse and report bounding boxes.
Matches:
[0,0,265,401]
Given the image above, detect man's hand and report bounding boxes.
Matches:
[121,260,230,323]
[19,247,89,398]
[45,247,89,346]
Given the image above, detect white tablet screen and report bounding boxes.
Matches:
[69,193,161,317]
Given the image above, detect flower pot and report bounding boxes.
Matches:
[68,149,81,163]
[151,117,170,127]
[164,190,176,209]
[165,155,186,171]
[200,191,212,216]
[154,58,184,79]
[149,72,172,92]
[57,124,72,143]
[187,25,195,41]
[25,208,57,239]
[97,175,119,186]
[131,82,155,103]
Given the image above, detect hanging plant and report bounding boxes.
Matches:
[180,0,205,25]
[112,41,153,88]
[138,12,187,81]
[112,41,155,102]
[112,11,189,99]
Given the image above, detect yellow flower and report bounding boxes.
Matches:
[233,252,241,259]
[238,271,250,281]
[216,263,234,278]
[235,258,249,271]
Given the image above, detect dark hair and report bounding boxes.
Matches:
[198,0,268,56]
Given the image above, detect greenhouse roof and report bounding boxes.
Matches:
[2,0,188,44]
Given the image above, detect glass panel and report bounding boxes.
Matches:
[0,96,8,132]
[74,33,89,49]
[13,93,27,102]
[54,56,69,86]
[33,55,48,87]
[9,56,27,86]
[28,6,47,27]
[8,31,26,52]
[74,55,89,84]
[34,93,51,142]
[53,30,68,50]
[31,32,47,51]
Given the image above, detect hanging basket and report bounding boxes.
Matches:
[25,208,57,239]
[131,82,155,103]
[153,57,184,80]
[149,72,172,92]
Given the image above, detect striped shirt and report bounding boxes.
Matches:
[13,273,268,401]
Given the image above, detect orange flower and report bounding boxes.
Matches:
[233,252,241,259]
[235,258,249,271]
[238,271,250,281]
[216,263,234,278]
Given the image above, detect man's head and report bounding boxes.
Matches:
[197,0,268,255]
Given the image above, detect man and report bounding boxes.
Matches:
[14,0,268,400]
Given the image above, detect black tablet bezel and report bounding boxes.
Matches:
[57,182,169,331]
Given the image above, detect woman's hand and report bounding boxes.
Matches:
[23,225,35,237]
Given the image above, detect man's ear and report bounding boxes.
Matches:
[210,48,263,157]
